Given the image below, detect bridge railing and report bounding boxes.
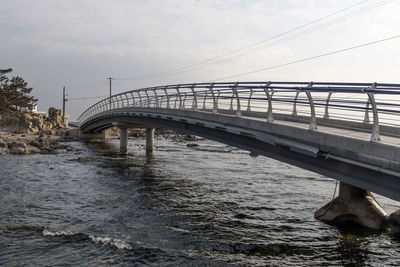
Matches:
[78,81,400,142]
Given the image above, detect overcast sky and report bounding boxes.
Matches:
[1,0,399,119]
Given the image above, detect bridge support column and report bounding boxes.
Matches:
[146,128,155,154]
[315,182,388,230]
[119,127,128,155]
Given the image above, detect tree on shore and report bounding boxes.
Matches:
[0,68,38,114]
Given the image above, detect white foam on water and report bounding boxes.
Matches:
[43,229,132,250]
[42,229,78,237]
[89,235,132,250]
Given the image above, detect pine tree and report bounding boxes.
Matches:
[0,69,38,114]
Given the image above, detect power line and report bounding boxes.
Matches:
[68,95,108,101]
[153,0,393,80]
[114,0,386,81]
[271,0,393,45]
[209,34,400,82]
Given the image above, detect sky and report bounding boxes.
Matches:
[0,0,399,119]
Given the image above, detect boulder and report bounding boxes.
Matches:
[8,140,39,154]
[0,138,7,148]
[389,210,400,234]
[48,107,65,128]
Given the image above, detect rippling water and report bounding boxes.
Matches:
[1,137,400,266]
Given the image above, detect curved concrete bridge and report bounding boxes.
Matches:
[78,81,400,231]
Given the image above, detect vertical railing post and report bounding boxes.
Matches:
[305,82,317,130]
[216,90,221,111]
[202,91,208,110]
[229,91,235,110]
[183,93,188,109]
[137,91,143,107]
[130,92,135,107]
[120,95,124,108]
[247,87,254,112]
[292,90,300,116]
[154,89,159,108]
[363,99,371,123]
[232,82,241,117]
[176,85,183,109]
[209,83,218,114]
[164,87,170,109]
[191,84,198,111]
[145,90,150,108]
[323,91,333,119]
[367,83,380,142]
[263,82,273,123]
[122,94,127,107]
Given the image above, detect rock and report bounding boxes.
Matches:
[186,143,199,147]
[389,210,400,234]
[8,140,39,154]
[128,129,146,138]
[0,107,66,135]
[183,135,204,141]
[0,138,7,148]
[0,148,7,155]
[249,151,259,157]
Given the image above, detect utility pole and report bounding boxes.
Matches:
[62,86,67,122]
[107,77,113,107]
[107,77,113,98]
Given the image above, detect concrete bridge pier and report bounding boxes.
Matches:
[315,182,388,230]
[146,128,155,154]
[119,127,128,155]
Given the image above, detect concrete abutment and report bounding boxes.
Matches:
[315,182,388,231]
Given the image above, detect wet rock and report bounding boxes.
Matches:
[186,143,199,147]
[128,129,146,138]
[0,138,7,148]
[8,140,40,154]
[183,135,204,141]
[389,210,400,234]
[249,151,259,157]
[71,157,97,163]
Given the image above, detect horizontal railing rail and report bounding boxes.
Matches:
[78,81,400,142]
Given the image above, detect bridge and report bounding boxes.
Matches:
[78,81,400,232]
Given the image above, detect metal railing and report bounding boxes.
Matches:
[78,81,400,142]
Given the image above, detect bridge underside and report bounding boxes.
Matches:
[80,109,400,203]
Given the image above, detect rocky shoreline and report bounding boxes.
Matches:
[0,108,204,155]
[0,108,70,155]
[0,126,204,155]
[0,130,69,155]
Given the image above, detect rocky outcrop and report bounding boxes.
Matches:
[0,107,66,134]
[0,134,66,155]
[0,107,69,155]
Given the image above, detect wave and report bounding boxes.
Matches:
[88,235,132,250]
[42,229,132,250]
[43,229,78,237]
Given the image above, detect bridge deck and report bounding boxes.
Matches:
[248,116,400,147]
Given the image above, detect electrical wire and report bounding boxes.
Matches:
[148,0,394,79]
[209,34,400,82]
[269,0,393,46]
[114,0,378,81]
[68,95,108,101]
